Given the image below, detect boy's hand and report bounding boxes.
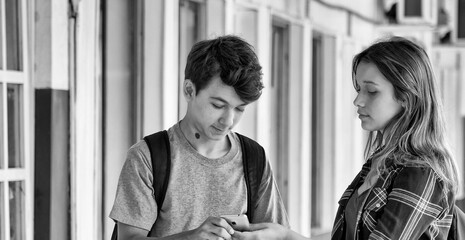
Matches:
[190,216,235,240]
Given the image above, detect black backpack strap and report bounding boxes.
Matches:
[236,133,266,222]
[111,130,170,240]
[143,130,171,214]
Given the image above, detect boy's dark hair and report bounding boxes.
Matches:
[184,35,264,103]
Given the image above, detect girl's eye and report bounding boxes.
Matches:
[236,107,245,112]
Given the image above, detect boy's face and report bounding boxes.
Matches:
[186,76,248,141]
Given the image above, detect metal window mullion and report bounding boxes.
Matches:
[1,0,6,173]
[20,0,31,237]
[1,0,5,70]
[2,71,25,83]
[2,81,6,171]
[0,169,26,181]
[4,180,10,240]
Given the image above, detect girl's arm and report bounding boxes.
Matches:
[233,223,309,240]
[367,167,452,239]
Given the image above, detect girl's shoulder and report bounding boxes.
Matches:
[386,164,450,196]
[381,160,442,186]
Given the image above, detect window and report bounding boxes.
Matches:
[178,0,206,119]
[310,32,336,235]
[404,0,422,17]
[7,84,23,169]
[0,0,31,239]
[270,20,290,208]
[458,0,465,39]
[311,34,322,230]
[5,0,22,71]
[397,0,437,25]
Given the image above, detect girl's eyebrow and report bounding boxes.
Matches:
[362,80,379,86]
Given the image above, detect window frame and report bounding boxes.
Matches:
[0,0,32,239]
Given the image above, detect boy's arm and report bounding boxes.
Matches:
[117,217,235,240]
[251,158,289,227]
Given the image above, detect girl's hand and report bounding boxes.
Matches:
[232,223,288,240]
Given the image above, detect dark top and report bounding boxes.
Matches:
[345,189,370,239]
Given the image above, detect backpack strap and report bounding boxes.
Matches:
[236,133,266,222]
[143,130,171,214]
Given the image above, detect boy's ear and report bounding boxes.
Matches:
[184,79,196,100]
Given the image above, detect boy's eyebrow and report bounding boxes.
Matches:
[210,96,248,106]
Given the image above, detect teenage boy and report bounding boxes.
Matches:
[110,35,288,240]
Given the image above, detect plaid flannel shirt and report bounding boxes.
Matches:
[331,158,455,240]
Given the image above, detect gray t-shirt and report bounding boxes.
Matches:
[110,123,289,237]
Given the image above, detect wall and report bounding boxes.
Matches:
[33,0,69,239]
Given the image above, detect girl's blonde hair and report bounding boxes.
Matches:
[352,36,459,194]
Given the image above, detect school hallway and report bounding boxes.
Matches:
[1,0,465,239]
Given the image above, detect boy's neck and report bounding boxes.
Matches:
[179,119,231,159]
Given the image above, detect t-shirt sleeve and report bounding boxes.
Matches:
[251,157,290,227]
[109,141,158,231]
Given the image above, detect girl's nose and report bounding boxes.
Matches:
[353,93,364,107]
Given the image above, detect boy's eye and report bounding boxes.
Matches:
[236,107,245,112]
[212,104,224,109]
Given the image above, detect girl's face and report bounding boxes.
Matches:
[353,62,403,132]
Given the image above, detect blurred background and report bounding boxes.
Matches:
[0,0,464,239]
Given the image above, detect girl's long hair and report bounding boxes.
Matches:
[353,36,459,194]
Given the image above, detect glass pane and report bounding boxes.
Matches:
[459,0,465,39]
[404,0,422,17]
[5,0,22,71]
[7,84,23,168]
[311,35,322,230]
[0,83,3,169]
[0,182,4,240]
[9,181,25,240]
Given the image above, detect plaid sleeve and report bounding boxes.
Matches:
[368,167,450,240]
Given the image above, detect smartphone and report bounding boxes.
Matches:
[220,214,250,231]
